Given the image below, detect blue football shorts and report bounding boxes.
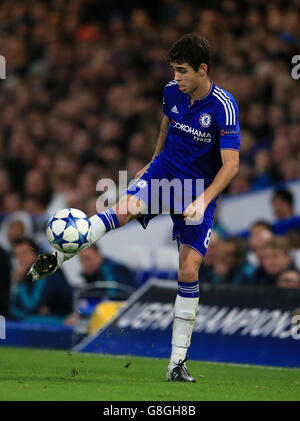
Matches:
[124,156,215,257]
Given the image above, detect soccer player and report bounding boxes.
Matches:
[29,33,240,382]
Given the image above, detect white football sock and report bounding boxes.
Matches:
[169,281,199,368]
[55,249,77,269]
[90,208,120,244]
[89,214,107,244]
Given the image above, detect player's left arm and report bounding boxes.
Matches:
[184,93,240,222]
[204,148,239,204]
[205,148,239,204]
[184,149,239,222]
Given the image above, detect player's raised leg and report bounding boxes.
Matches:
[89,193,145,243]
[167,244,202,382]
[28,195,145,281]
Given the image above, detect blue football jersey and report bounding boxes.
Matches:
[160,80,240,200]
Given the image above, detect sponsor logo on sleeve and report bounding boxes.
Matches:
[220,128,239,136]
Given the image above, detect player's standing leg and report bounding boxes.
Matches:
[167,244,202,382]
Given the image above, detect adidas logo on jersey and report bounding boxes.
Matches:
[171,105,179,114]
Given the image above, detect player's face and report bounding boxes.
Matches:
[170,62,205,95]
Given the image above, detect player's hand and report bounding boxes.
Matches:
[27,253,58,282]
[183,197,206,224]
[135,160,153,179]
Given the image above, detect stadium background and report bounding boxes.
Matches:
[0,0,300,368]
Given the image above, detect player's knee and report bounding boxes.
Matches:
[178,267,199,283]
[113,195,146,226]
[126,194,146,218]
[116,212,131,227]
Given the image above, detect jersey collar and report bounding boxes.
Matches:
[182,81,215,105]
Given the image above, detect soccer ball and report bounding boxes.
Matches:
[46,208,91,254]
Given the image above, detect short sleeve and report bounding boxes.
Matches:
[215,95,240,151]
[162,81,178,118]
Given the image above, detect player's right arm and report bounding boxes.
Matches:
[135,115,169,179]
[152,114,170,158]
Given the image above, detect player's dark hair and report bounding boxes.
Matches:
[167,32,212,74]
[12,237,39,254]
[272,188,294,207]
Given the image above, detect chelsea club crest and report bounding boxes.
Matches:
[199,113,211,128]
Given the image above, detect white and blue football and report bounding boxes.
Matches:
[46,208,91,254]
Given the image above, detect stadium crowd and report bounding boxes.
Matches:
[0,0,300,323]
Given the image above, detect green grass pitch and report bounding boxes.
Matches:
[0,346,299,401]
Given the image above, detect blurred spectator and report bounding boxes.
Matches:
[0,0,298,217]
[0,211,34,252]
[252,149,273,190]
[277,269,300,289]
[0,245,11,317]
[248,220,274,268]
[271,188,294,220]
[0,0,299,291]
[252,237,299,286]
[79,244,137,298]
[227,175,252,195]
[280,158,300,182]
[9,238,75,325]
[24,194,47,216]
[287,227,300,250]
[211,237,255,284]
[3,192,22,213]
[212,207,227,238]
[200,230,220,283]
